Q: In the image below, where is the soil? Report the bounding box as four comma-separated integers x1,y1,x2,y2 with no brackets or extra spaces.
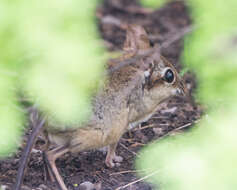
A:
0,0,202,190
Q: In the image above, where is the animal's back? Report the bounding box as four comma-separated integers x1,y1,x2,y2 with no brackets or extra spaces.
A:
46,63,143,152
91,62,143,127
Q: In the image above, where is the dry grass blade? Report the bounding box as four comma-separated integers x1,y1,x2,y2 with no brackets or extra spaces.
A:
110,169,148,176
115,170,160,190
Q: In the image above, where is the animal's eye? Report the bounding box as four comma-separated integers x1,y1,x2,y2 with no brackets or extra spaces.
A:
164,69,174,83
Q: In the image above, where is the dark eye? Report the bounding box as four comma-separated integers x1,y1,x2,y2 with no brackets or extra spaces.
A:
164,69,174,83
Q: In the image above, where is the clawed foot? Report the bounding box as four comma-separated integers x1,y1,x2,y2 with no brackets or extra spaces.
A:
105,154,123,168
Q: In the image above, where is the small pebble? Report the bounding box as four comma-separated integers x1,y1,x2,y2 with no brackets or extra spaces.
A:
78,181,101,190
0,185,9,190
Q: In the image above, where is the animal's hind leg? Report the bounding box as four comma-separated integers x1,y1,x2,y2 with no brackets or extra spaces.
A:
43,146,63,182
43,153,54,182
105,143,123,168
44,146,69,190
42,136,54,182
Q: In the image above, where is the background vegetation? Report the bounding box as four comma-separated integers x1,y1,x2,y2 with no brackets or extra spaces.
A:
0,0,106,157
1,0,237,189
137,0,237,189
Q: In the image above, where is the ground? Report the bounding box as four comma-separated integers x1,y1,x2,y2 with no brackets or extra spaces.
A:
0,0,202,189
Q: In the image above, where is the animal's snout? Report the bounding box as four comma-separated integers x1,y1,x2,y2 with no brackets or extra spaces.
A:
176,80,188,97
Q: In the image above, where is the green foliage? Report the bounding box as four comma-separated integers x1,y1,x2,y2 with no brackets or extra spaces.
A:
140,0,167,8
0,0,106,157
182,0,237,108
137,110,237,190
0,1,26,157
137,0,237,189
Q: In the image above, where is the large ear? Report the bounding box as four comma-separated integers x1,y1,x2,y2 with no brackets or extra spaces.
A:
123,24,150,53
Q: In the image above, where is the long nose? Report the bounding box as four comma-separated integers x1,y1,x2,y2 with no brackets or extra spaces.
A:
176,80,188,97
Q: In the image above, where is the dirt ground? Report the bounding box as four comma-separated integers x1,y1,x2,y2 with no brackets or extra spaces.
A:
0,0,202,189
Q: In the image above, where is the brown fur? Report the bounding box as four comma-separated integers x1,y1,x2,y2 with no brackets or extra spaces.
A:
46,24,186,157
43,25,187,190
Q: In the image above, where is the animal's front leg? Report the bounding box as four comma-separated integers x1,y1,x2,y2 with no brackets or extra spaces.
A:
105,143,123,168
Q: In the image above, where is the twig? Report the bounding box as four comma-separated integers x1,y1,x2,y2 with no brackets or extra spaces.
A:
170,119,200,133
108,47,157,74
115,170,160,190
132,122,171,132
132,119,200,143
157,119,201,141
13,108,45,190
151,116,169,119
132,124,156,132
119,143,140,157
108,25,195,74
161,26,195,49
110,169,147,176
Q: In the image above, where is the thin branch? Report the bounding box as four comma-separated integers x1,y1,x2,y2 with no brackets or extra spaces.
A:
108,47,157,74
161,26,195,49
13,109,45,190
108,25,195,74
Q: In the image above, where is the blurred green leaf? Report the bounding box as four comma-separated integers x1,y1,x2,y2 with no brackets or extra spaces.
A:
140,0,167,8
0,75,25,157
137,0,237,189
0,1,26,156
0,0,106,156
137,109,237,190
18,0,106,126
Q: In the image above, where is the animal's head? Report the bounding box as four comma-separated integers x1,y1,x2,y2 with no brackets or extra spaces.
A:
142,52,187,103
122,24,187,102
